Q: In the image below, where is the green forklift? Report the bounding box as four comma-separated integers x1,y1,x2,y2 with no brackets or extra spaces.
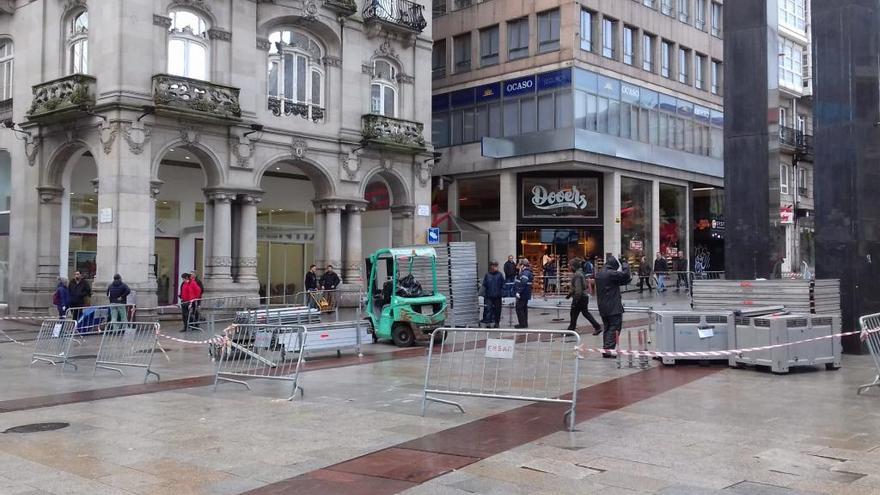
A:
364,247,448,347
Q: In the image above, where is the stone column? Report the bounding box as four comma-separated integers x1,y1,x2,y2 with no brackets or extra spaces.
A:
148,180,162,283
207,191,234,287
313,202,325,271
345,203,366,284
391,204,414,247
237,193,261,291
324,203,343,271
203,200,213,276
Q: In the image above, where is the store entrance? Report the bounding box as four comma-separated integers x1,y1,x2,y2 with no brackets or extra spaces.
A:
518,228,603,284
156,237,179,306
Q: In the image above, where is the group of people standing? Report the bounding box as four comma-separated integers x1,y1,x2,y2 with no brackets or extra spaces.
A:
54,271,133,323
480,253,632,355
304,264,341,308
637,252,690,293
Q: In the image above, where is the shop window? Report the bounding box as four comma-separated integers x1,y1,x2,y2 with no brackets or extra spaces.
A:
659,183,687,258
458,176,500,222
621,177,653,263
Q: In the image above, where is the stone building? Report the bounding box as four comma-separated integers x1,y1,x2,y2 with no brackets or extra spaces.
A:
0,0,434,312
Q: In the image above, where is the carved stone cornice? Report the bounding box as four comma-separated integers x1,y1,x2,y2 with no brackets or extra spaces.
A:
239,193,264,205
291,138,308,159
122,122,151,155
231,135,255,169
153,14,172,28
150,180,164,199
416,160,433,188
37,186,64,203
256,37,271,51
396,73,415,85
323,56,342,68
208,29,232,41
205,190,236,203
98,122,118,154
25,136,41,167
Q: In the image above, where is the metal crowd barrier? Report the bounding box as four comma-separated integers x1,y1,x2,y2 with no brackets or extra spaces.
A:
213,324,307,400
65,304,137,335
94,322,161,383
31,319,78,370
858,313,880,395
300,320,372,358
421,327,582,431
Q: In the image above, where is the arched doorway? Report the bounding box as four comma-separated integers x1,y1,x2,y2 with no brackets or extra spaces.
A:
60,148,98,281
363,178,392,256
256,161,322,304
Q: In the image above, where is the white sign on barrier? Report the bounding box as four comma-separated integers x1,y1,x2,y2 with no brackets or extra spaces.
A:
52,323,63,338
485,338,515,359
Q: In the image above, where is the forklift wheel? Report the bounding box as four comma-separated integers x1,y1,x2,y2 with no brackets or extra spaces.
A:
392,323,416,347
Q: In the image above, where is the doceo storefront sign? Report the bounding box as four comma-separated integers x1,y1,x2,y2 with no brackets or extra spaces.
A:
521,177,599,219
531,185,589,210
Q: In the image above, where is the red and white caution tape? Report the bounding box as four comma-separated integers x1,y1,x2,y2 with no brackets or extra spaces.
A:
155,331,227,346
576,328,878,358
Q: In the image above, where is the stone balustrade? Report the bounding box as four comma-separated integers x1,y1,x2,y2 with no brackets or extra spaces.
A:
152,74,242,121
362,114,426,152
27,74,96,122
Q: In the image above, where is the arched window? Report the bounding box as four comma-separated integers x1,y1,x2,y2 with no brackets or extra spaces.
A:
267,29,325,121
67,11,88,74
370,59,398,117
0,40,12,101
168,10,209,80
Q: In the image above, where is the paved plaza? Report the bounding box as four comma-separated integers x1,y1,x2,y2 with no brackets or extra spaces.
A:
0,293,879,495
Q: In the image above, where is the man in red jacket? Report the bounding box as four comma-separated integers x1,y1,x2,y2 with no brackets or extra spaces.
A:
179,273,202,332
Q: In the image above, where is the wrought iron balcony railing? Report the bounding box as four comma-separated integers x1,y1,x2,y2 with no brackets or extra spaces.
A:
27,74,96,122
779,125,814,160
267,96,324,123
152,74,241,121
362,113,425,152
363,0,427,33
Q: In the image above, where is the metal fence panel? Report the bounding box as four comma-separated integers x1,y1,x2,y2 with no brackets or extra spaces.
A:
31,319,78,370
214,324,307,400
858,313,880,395
421,327,581,431
447,242,480,327
301,320,371,357
94,322,161,382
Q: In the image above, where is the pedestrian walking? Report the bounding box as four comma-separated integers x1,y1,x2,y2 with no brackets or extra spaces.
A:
321,264,341,310
566,258,602,334
304,264,319,309
53,277,70,318
68,270,92,321
674,255,689,292
480,261,505,328
179,273,202,332
503,255,517,282
106,274,131,323
514,260,533,329
638,256,653,293
653,252,668,293
595,255,632,358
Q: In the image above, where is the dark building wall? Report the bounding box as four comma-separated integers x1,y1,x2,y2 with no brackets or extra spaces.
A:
812,0,880,351
723,0,784,279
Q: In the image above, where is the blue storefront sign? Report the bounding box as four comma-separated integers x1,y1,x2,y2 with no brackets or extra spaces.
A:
432,94,449,112
450,88,476,108
475,82,501,102
536,68,572,91
503,75,536,97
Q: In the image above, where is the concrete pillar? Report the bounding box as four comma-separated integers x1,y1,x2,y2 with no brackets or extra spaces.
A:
207,191,234,286
324,204,343,271
345,204,366,284
391,204,414,247
149,180,162,283
203,200,213,276
652,180,661,257
237,193,261,290
36,187,64,283
603,172,622,257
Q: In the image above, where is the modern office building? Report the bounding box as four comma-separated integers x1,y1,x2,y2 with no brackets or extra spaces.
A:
0,0,435,312
776,0,815,274
431,0,726,274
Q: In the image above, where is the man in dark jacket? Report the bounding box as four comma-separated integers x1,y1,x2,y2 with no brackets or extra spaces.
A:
638,256,652,293
595,256,632,357
321,265,341,309
514,260,534,329
653,253,668,292
106,273,131,323
567,258,602,334
503,255,517,282
68,270,92,320
481,261,505,328
304,264,319,308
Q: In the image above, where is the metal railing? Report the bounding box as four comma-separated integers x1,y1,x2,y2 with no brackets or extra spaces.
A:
422,327,582,431
858,313,880,395
779,125,814,158
31,319,79,370
94,322,161,382
214,324,307,400
362,0,428,32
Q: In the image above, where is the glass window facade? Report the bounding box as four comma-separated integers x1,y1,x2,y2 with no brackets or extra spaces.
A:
602,17,616,59
779,0,806,32
433,67,724,158
538,9,560,53
458,176,501,222
480,26,499,66
432,39,446,78
580,9,593,52
508,17,529,60
621,177,653,262
623,26,635,65
642,34,654,72
779,37,803,91
453,33,471,73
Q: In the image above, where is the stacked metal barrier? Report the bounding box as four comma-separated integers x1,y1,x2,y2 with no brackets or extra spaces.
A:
858,313,880,395
421,327,581,431
93,322,161,382
213,324,307,400
300,320,372,358
31,319,79,369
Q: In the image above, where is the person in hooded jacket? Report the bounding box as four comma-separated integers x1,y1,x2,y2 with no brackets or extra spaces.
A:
595,255,632,357
514,260,534,328
106,274,131,323
54,277,70,317
481,261,506,328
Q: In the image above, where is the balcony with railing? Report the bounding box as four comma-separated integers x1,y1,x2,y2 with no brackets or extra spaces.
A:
267,96,324,123
362,114,425,152
363,0,427,34
779,125,814,160
152,74,241,122
27,74,96,124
